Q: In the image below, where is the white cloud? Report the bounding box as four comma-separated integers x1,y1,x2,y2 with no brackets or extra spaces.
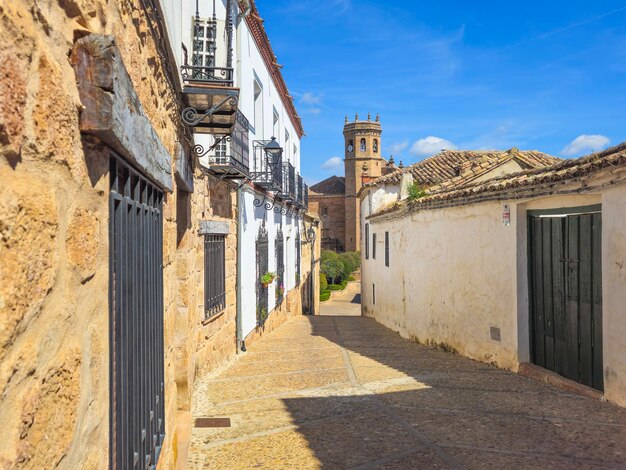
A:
321,156,342,170
410,136,457,158
388,140,409,155
306,107,322,115
299,92,322,105
561,134,610,156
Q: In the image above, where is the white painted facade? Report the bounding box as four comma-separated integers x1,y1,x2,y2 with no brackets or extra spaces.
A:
360,173,626,407
160,0,307,339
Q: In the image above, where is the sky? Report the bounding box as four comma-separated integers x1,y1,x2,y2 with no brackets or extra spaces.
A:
256,0,626,185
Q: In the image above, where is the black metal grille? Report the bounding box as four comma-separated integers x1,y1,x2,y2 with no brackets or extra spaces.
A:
252,140,283,191
256,224,269,325
282,162,296,201
204,235,226,319
303,184,309,208
372,233,377,259
295,230,301,285
109,154,165,470
275,229,285,304
297,175,303,205
385,231,389,267
365,223,370,259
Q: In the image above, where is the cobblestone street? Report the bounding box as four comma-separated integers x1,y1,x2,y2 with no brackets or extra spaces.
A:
187,284,626,469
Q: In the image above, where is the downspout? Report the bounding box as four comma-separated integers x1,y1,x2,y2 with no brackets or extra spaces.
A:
236,187,246,352
235,0,251,352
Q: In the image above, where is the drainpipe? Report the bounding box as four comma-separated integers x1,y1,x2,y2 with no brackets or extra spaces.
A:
236,187,246,352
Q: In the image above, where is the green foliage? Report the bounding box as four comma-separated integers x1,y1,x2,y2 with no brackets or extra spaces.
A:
319,273,328,294
406,182,426,201
338,251,360,277
328,279,348,291
320,291,331,302
348,275,355,282
320,250,345,284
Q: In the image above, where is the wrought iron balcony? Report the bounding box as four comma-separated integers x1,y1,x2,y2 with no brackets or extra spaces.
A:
296,174,304,206
303,184,309,209
280,162,297,202
194,111,250,178
180,3,238,134
250,140,283,192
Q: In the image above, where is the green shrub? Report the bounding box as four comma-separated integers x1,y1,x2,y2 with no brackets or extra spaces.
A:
319,273,328,294
406,182,426,201
337,251,361,277
348,275,355,282
328,284,343,291
320,290,331,302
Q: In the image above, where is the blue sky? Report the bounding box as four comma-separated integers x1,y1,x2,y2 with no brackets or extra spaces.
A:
256,0,626,185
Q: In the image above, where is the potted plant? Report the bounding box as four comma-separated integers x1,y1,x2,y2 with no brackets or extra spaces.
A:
260,272,276,288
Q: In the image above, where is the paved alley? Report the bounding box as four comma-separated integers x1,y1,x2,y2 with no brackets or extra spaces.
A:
188,295,626,469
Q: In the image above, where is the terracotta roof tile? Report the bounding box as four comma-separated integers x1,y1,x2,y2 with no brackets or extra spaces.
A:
364,148,561,189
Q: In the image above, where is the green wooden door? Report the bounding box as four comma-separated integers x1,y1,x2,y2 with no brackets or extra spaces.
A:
528,208,603,391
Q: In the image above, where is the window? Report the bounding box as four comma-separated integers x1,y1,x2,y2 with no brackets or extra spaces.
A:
275,229,285,303
253,77,263,135
322,229,329,238
372,283,376,305
372,233,377,259
295,230,301,285
273,108,279,139
360,138,366,151
215,137,227,160
285,130,290,161
293,144,298,167
385,231,389,267
109,154,165,468
204,234,226,318
322,206,328,215
373,139,378,153
192,18,216,79
256,223,269,325
365,223,369,259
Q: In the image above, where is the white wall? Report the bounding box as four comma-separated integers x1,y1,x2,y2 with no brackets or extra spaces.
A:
361,182,626,407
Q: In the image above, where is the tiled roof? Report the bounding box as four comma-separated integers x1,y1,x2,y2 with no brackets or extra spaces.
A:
365,148,561,189
310,176,345,195
370,143,626,218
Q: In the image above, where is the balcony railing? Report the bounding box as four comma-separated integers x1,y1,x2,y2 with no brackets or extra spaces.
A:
196,111,250,178
281,162,296,202
303,184,309,209
251,140,283,192
180,2,239,134
296,174,304,206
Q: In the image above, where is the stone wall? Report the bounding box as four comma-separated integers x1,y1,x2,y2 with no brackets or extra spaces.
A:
309,194,346,252
0,1,237,468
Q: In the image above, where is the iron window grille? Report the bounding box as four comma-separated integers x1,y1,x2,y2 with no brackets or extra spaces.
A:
204,234,226,319
385,231,389,267
365,223,370,259
109,154,165,470
256,223,269,325
275,229,285,304
295,230,301,285
297,174,304,205
372,233,377,259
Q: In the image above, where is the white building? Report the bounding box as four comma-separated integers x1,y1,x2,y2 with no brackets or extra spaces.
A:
159,0,311,342
359,146,626,407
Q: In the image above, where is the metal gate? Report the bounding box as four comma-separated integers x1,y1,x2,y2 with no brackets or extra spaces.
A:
528,205,603,391
109,154,165,469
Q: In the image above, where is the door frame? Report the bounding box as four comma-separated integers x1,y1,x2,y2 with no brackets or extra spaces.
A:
526,203,602,388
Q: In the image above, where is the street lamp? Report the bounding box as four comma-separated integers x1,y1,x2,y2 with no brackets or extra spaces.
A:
307,226,316,244
264,136,283,167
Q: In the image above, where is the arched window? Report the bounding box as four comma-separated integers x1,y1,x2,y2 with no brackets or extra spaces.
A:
373,139,378,153
360,138,366,151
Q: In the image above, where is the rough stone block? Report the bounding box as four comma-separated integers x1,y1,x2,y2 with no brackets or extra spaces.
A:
70,34,173,191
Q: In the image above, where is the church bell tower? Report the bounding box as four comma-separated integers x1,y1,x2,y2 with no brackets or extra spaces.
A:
343,112,383,252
